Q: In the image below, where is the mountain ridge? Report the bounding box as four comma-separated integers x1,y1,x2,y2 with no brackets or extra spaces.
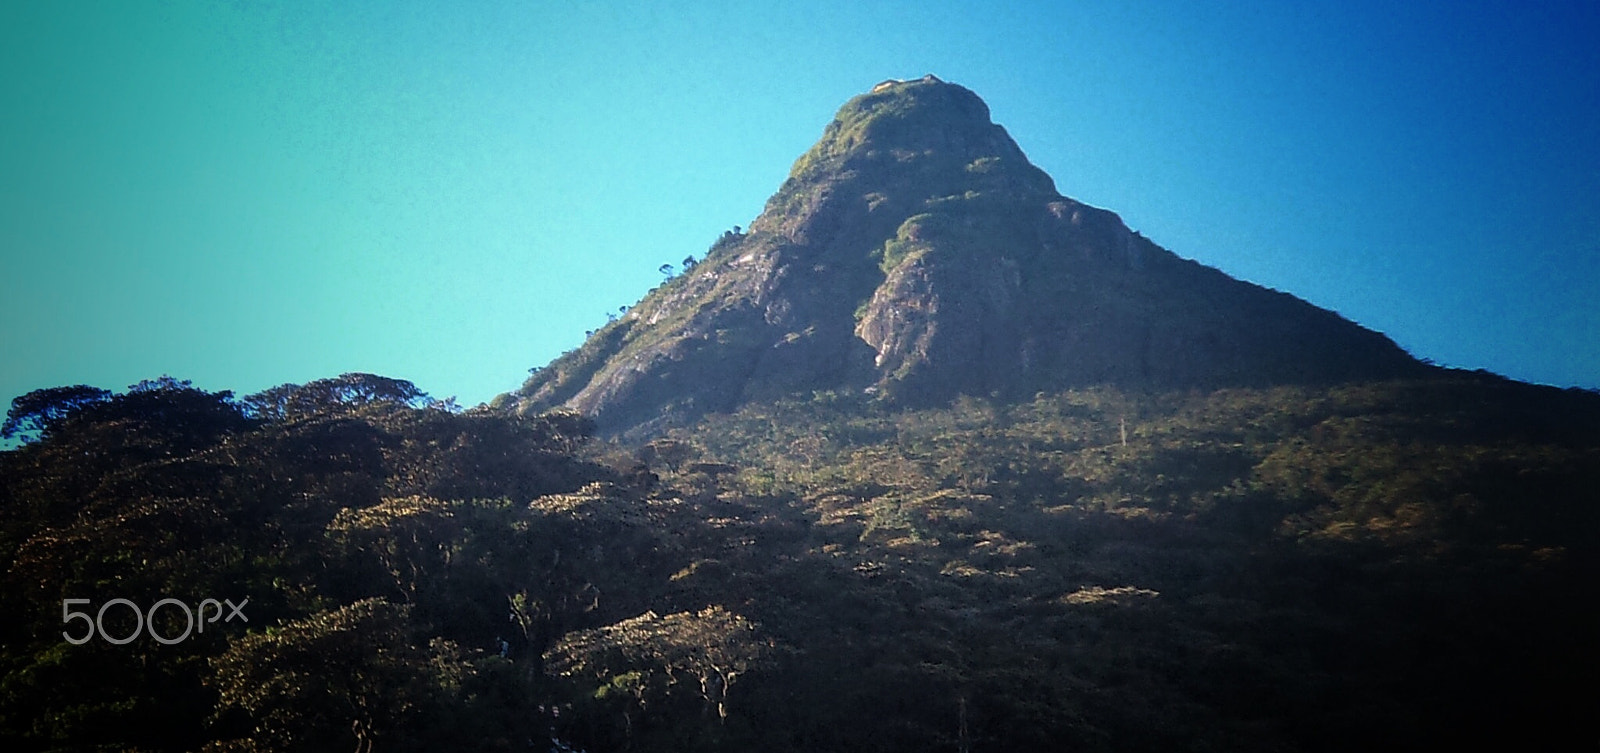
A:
501,78,1428,434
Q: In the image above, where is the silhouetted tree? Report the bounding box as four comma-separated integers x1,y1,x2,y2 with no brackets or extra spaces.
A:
1,384,112,442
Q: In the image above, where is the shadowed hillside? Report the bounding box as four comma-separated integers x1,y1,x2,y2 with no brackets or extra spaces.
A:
2,371,1596,751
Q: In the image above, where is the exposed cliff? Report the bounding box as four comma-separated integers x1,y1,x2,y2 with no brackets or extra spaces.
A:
501,78,1426,434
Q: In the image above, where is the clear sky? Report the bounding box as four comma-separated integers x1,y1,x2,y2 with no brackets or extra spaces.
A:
3,0,1597,412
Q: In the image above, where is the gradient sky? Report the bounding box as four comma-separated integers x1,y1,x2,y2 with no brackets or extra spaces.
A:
3,0,1597,413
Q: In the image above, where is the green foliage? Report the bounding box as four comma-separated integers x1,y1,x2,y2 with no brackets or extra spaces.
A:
208,599,432,750
547,606,772,746
0,376,620,751
655,377,1600,748
4,373,1598,751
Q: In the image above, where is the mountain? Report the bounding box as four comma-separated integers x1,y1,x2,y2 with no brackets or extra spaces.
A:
501,76,1428,434
1,76,1594,746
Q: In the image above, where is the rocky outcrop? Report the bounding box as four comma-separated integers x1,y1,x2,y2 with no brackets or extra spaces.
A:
501,78,1428,434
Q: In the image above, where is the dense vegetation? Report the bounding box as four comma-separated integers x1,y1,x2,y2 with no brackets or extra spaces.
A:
2,371,1597,751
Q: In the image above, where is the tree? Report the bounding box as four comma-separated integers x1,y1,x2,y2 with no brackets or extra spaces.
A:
659,263,677,279
288,373,431,416
324,496,459,603
546,606,773,734
128,375,194,393
239,382,298,421
21,378,254,461
208,599,468,752
243,373,432,422
1,385,112,441
0,372,621,751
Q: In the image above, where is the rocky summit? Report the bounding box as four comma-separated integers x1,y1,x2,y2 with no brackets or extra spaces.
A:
502,77,1427,434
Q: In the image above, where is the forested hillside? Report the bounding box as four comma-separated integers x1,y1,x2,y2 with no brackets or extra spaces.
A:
2,371,1596,751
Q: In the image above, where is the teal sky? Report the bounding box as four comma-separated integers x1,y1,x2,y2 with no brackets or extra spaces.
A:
3,0,1597,412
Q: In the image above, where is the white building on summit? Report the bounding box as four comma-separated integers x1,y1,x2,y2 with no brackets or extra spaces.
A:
872,73,944,92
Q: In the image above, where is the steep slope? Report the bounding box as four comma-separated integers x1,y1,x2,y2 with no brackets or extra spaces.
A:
502,76,1427,433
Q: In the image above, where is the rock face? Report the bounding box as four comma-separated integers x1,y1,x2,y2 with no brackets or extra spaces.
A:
501,78,1428,434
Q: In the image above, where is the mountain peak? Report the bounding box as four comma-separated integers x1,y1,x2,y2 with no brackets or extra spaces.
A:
503,80,1427,435
753,78,1055,249
783,76,1015,179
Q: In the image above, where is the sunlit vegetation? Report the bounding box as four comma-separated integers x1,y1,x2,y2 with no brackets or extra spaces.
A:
2,371,1597,750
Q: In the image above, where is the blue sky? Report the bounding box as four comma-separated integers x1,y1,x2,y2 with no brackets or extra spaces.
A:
3,0,1597,412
